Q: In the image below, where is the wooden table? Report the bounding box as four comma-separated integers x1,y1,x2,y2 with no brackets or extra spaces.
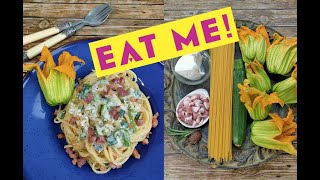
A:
23,0,297,179
23,0,164,63
164,0,297,179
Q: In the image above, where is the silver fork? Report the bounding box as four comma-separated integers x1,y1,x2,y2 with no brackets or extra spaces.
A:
23,4,112,62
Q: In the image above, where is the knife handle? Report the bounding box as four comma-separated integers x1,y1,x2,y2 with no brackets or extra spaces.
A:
23,27,77,62
23,22,73,46
23,27,60,46
23,33,67,62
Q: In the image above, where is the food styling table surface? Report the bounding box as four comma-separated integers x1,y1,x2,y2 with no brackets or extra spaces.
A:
23,0,297,179
23,0,164,65
163,0,297,179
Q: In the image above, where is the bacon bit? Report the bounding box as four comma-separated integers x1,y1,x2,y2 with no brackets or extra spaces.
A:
88,136,97,144
65,147,73,154
117,87,129,97
57,133,65,139
129,97,137,102
132,149,140,159
113,112,120,120
109,83,119,91
152,113,159,128
69,117,76,125
109,106,119,117
53,109,59,116
77,85,83,91
88,127,95,137
98,90,107,97
120,77,125,85
136,119,144,126
136,99,142,104
107,89,114,96
72,158,78,165
109,163,117,169
111,77,121,84
69,153,77,159
146,132,152,138
96,136,106,144
152,119,158,128
142,138,149,145
76,157,87,168
153,112,159,118
100,165,107,171
84,93,94,103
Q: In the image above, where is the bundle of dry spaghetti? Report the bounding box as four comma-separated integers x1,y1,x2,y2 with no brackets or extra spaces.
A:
208,43,235,163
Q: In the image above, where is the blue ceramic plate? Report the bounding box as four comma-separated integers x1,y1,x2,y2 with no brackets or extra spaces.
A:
23,39,164,180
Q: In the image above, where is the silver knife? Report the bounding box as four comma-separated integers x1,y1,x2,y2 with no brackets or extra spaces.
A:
23,3,112,46
23,23,85,62
23,22,74,46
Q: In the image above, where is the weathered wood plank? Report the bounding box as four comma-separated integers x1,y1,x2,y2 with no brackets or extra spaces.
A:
23,3,164,19
164,0,297,10
165,9,297,27
270,27,297,37
24,0,164,4
23,18,164,36
164,153,297,179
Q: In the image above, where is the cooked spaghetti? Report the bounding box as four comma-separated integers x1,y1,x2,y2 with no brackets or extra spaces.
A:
208,44,235,163
54,70,158,174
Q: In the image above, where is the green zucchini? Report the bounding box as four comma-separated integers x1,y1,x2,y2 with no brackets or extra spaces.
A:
232,59,247,147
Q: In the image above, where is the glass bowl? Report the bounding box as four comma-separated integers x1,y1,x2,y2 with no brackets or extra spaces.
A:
170,50,210,85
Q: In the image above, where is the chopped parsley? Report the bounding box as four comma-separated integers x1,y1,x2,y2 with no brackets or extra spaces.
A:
57,110,66,119
106,134,117,146
93,144,104,153
128,108,137,133
121,121,128,128
134,112,141,121
77,84,91,99
119,109,125,118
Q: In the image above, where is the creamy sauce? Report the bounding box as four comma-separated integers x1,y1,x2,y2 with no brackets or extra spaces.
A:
69,77,144,151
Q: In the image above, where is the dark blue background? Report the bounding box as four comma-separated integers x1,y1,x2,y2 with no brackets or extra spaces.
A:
23,39,164,180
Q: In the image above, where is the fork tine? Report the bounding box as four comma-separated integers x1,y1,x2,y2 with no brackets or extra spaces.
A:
93,5,109,18
94,6,112,19
97,12,110,22
97,7,112,22
94,4,109,15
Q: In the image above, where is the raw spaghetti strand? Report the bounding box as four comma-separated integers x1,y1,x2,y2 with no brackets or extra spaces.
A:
208,43,235,163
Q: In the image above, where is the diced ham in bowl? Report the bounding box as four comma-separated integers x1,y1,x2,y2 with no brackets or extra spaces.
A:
176,89,210,128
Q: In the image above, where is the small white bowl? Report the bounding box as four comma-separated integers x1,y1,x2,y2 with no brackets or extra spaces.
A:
176,88,209,128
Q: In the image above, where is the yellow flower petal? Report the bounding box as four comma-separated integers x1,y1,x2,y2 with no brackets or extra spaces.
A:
24,47,84,106
237,26,257,43
251,108,297,155
253,92,284,109
256,25,270,47
252,135,297,155
238,81,284,120
54,51,85,80
23,63,47,88
39,46,56,78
